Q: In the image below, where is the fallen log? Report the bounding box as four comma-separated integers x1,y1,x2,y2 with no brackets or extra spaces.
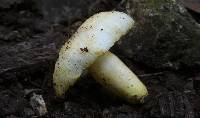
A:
114,0,200,70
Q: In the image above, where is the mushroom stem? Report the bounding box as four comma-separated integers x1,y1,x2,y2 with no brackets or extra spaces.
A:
89,52,148,103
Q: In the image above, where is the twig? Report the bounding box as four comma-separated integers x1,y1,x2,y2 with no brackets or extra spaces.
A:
138,72,165,77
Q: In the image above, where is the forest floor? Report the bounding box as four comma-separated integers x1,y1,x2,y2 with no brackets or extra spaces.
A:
0,0,200,118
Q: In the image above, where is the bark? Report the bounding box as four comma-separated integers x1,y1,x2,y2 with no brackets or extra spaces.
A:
114,0,200,70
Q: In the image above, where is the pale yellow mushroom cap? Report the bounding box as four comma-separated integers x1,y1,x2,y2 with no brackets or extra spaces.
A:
53,11,134,96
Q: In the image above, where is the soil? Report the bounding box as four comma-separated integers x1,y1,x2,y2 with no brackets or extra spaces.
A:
0,0,200,118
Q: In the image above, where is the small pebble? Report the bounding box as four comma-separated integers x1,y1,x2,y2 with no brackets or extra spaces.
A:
30,93,47,116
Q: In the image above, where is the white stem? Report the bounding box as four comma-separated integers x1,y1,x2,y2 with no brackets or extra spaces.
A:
89,52,148,103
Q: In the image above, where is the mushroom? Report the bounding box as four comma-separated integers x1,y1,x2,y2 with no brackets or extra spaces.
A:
53,11,148,103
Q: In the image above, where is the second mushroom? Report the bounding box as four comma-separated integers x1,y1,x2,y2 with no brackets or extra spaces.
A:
53,11,148,103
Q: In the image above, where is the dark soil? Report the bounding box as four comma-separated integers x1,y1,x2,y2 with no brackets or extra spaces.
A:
0,0,200,118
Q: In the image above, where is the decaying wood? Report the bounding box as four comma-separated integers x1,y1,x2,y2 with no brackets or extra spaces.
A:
114,0,200,70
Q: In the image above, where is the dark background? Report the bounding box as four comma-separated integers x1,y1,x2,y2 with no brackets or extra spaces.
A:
0,0,200,117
